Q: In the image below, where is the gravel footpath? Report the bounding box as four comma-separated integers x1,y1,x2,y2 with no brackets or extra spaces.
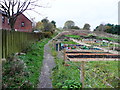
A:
37,40,55,88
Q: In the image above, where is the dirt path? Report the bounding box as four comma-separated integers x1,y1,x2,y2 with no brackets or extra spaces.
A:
37,40,55,88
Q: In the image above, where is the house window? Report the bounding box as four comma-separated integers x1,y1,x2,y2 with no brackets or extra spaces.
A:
2,16,5,23
21,22,25,27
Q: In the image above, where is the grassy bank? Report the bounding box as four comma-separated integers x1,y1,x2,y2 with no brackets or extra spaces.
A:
50,44,82,88
2,38,50,88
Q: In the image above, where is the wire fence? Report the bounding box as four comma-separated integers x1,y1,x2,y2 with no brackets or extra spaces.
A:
63,49,119,88
84,61,119,88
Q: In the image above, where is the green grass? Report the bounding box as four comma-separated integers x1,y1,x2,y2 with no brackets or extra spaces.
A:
62,40,78,44
2,31,58,88
2,38,50,88
96,36,119,42
65,35,80,39
85,61,119,88
18,38,51,87
50,46,81,88
52,58,81,88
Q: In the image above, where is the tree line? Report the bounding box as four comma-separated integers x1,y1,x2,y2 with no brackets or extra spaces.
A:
94,23,120,35
63,20,91,30
63,20,120,35
33,18,56,34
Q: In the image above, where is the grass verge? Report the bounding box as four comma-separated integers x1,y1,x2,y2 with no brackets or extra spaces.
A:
2,38,50,88
50,45,82,88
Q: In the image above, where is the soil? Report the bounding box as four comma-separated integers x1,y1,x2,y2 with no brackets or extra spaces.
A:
68,55,120,58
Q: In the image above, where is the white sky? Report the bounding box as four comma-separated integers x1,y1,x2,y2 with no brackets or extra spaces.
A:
25,0,119,30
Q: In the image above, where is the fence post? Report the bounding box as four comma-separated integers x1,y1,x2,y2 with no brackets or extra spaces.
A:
0,30,2,90
64,48,66,64
113,44,115,50
80,61,85,88
0,30,2,60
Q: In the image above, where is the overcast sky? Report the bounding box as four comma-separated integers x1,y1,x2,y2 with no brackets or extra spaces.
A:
25,0,119,30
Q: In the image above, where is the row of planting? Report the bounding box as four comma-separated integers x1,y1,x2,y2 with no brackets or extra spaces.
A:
50,38,119,88
63,34,120,51
65,34,119,42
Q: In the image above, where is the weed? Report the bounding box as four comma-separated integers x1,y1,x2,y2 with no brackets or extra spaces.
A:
2,38,50,88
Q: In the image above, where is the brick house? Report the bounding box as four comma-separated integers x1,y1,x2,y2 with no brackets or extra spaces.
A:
0,10,32,32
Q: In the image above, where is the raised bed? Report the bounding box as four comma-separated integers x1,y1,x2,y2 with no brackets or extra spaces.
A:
66,52,109,53
67,55,120,58
66,50,105,52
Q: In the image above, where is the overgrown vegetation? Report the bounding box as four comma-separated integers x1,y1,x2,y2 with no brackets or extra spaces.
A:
94,23,120,35
85,61,120,88
50,38,119,88
50,45,82,88
82,34,119,43
96,36,119,42
34,18,56,33
2,38,50,88
65,35,80,39
62,40,78,44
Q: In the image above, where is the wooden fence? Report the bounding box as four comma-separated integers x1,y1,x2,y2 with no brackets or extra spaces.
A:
0,30,2,60
0,30,44,59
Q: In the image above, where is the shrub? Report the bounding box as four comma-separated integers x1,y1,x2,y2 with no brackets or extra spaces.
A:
56,80,82,88
71,26,80,30
2,55,32,88
64,39,68,41
43,32,52,38
2,38,50,88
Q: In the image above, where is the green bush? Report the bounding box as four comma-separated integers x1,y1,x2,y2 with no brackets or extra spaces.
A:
2,55,31,88
56,80,82,88
43,32,52,38
64,39,68,41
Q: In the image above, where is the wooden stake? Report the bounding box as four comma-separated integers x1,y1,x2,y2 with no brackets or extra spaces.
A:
64,48,66,64
80,61,85,88
113,44,115,50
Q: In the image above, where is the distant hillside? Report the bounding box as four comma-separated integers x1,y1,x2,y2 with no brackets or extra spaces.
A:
93,31,119,39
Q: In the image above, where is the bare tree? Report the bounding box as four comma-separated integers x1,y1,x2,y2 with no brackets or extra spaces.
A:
0,0,42,30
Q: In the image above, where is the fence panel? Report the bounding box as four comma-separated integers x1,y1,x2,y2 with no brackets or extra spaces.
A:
0,30,2,60
1,30,42,58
